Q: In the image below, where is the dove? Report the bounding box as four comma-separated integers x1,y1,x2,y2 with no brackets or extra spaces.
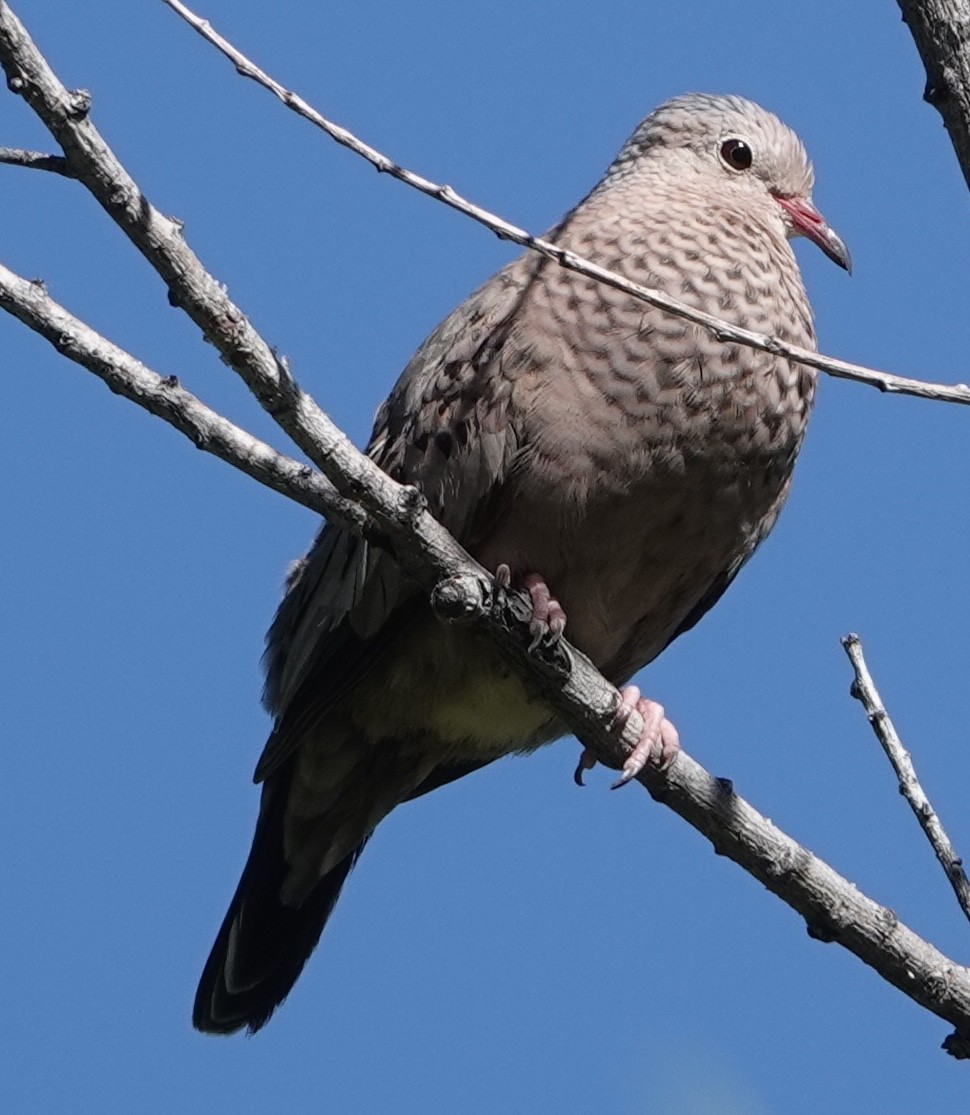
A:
193,92,849,1034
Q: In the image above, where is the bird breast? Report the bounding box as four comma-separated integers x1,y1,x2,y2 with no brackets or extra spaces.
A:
477,188,817,678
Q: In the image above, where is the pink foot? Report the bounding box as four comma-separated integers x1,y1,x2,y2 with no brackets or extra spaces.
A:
610,684,680,788
521,573,566,649
495,565,566,651
573,686,680,787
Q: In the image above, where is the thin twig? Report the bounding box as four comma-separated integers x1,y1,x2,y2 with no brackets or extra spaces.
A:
161,0,970,410
0,144,73,175
0,262,371,533
843,633,970,926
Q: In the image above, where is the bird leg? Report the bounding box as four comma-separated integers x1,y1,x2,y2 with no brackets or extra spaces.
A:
494,565,567,651
573,684,681,788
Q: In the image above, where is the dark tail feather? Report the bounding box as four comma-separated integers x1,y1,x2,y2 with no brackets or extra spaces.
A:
193,769,365,1035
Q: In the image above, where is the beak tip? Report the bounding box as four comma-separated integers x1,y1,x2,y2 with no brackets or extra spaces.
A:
817,222,852,274
830,239,852,275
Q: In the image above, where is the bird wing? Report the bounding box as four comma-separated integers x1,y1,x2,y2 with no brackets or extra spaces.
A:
253,255,542,783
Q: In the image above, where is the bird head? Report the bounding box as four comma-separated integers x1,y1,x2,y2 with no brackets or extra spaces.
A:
608,92,851,273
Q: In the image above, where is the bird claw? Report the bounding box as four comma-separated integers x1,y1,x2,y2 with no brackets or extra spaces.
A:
493,566,567,652
521,573,567,651
573,747,597,786
609,685,681,789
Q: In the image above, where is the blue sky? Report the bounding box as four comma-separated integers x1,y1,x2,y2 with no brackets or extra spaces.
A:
4,1,970,1111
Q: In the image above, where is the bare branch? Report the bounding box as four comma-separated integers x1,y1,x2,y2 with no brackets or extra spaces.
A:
4,0,970,1054
634,750,970,1058
0,144,73,175
843,634,970,927
0,1,389,522
159,0,970,411
898,0,970,193
0,261,371,534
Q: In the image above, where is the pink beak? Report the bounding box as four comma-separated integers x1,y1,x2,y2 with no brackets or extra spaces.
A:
774,195,851,273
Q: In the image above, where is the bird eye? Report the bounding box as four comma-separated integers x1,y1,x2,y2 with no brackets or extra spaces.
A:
720,138,752,171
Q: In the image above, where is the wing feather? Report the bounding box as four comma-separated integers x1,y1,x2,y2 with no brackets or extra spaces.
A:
255,256,542,781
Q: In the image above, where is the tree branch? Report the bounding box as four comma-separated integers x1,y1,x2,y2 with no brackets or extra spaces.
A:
157,0,970,410
3,0,970,1055
898,0,970,193
0,2,364,503
0,264,371,533
843,634,970,926
0,144,72,175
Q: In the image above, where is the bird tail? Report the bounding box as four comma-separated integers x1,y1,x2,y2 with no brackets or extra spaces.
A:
192,763,367,1035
